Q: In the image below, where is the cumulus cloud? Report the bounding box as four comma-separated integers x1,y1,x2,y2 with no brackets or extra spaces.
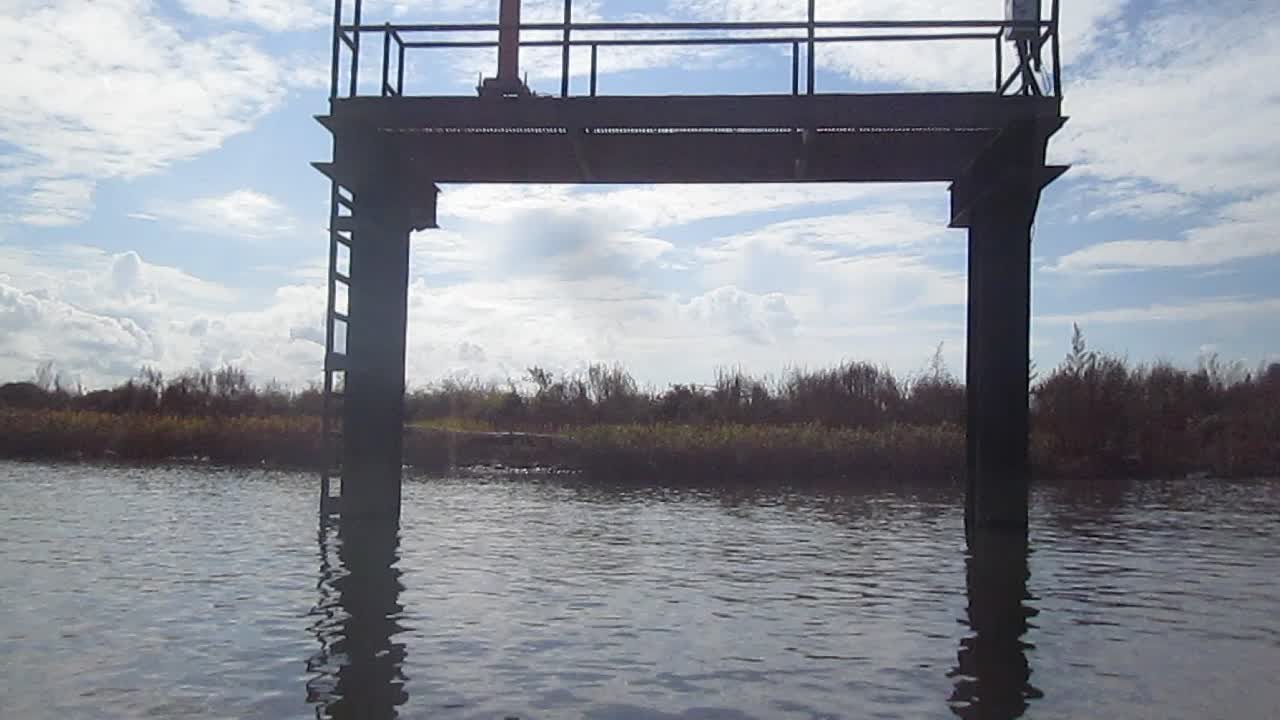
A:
109,251,146,297
684,285,798,345
0,280,158,384
696,206,966,316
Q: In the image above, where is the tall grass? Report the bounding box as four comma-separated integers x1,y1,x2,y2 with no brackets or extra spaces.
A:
0,410,322,467
566,422,964,484
3,328,1277,479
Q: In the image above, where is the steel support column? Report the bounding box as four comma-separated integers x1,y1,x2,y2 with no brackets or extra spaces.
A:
951,121,1065,539
965,193,1035,536
340,177,435,520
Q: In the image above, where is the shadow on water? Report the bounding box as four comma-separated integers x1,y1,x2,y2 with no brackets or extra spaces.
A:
949,533,1043,719
307,518,408,720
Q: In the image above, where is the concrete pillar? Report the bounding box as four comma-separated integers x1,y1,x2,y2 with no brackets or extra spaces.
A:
965,190,1036,537
340,180,415,520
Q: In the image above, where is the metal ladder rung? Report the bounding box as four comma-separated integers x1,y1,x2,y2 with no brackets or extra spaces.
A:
321,180,356,517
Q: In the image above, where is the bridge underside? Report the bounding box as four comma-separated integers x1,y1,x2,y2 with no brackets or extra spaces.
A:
318,93,1061,185
317,91,1066,539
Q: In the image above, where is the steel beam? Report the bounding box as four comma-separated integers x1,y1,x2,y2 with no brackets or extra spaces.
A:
325,93,1061,132
322,130,1004,184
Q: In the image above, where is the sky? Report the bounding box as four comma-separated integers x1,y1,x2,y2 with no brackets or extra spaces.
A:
1,0,1278,391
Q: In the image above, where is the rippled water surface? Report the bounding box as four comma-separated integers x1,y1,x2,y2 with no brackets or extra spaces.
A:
1,461,1278,719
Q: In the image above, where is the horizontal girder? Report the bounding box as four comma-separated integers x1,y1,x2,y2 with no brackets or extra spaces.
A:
317,92,1063,186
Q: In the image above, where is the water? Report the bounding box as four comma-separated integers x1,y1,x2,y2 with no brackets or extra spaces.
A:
1,461,1277,719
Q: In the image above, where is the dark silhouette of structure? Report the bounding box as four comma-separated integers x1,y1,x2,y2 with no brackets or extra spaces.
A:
307,518,407,719
314,0,1067,539
949,533,1042,718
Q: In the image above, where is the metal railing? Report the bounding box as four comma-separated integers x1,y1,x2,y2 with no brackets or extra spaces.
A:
328,1,1062,100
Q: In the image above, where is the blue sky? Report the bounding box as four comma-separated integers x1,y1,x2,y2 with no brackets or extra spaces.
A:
1,0,1278,389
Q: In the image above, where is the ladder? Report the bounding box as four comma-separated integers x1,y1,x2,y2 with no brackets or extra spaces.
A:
320,181,354,516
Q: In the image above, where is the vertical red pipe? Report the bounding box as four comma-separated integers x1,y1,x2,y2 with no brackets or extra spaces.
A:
498,0,521,82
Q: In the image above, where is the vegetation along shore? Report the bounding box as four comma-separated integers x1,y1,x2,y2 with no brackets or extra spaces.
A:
2,328,1277,483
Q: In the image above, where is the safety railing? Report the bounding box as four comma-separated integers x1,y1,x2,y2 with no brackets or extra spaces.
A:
328,1,1061,101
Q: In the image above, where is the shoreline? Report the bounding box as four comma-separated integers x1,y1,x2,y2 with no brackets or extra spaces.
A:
3,408,1275,484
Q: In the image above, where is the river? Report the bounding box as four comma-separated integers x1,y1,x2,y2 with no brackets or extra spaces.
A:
1,460,1277,719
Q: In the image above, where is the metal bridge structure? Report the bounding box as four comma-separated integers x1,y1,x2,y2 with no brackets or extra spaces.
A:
314,0,1067,539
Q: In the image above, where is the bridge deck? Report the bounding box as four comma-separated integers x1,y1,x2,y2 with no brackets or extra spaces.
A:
317,93,1063,186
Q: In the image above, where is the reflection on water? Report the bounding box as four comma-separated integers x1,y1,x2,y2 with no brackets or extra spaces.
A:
1,463,1278,719
949,533,1041,719
307,500,1045,719
309,518,407,719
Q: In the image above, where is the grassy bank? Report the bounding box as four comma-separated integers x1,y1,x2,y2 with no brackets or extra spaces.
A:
5,407,1275,484
0,409,965,483
3,327,1278,481
0,410,324,467
563,422,964,484
0,410,574,473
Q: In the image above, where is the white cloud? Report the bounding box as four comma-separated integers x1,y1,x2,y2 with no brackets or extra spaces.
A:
149,189,299,241
0,244,326,386
1054,4,1280,198
365,0,492,19
439,183,920,230
0,230,971,389
0,245,240,317
683,0,1127,91
0,0,294,225
402,0,734,90
1040,296,1280,326
1049,191,1280,273
16,179,95,227
696,207,966,316
178,0,329,32
1067,180,1194,222
0,281,159,385
683,285,798,345
414,208,675,280
707,206,949,256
